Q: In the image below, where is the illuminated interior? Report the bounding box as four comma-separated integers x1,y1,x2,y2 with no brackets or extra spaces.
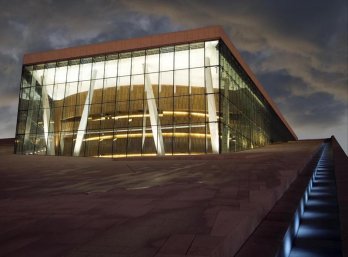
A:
15,40,295,157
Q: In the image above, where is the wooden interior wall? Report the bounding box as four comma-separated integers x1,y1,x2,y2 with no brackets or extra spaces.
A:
50,84,215,156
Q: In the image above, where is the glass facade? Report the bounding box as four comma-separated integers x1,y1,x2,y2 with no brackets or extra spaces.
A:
15,40,294,158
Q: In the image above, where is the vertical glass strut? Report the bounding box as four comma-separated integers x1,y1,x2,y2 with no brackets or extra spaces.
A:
15,39,294,158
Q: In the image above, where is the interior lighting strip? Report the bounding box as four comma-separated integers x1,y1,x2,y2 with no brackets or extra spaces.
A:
84,132,210,142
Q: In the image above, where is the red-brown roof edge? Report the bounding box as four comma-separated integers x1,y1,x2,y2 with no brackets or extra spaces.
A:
23,25,297,140
23,26,224,65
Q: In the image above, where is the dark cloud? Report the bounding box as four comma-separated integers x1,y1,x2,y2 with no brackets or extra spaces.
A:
0,0,347,152
286,92,346,126
258,70,346,134
257,70,308,101
0,53,21,104
0,104,18,138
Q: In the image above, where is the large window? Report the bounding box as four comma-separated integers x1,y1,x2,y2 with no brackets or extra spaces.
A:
15,40,220,157
15,39,293,157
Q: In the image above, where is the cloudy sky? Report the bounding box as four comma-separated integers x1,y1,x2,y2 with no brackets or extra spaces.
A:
1,0,347,153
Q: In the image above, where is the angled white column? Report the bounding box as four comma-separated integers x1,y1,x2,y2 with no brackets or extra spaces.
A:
144,65,165,155
205,57,219,153
73,70,97,156
41,76,55,155
142,102,147,149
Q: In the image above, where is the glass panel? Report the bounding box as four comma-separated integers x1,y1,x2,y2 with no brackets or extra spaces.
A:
190,123,206,153
190,94,206,123
15,134,24,154
101,102,116,130
52,83,65,101
160,46,174,71
67,63,79,82
127,127,142,155
206,65,219,90
74,134,86,157
132,51,145,75
91,79,104,104
190,43,204,68
147,73,159,99
175,44,189,70
113,128,127,156
73,105,84,130
117,76,130,102
43,64,56,85
159,97,173,125
174,69,189,96
21,66,33,88
205,40,219,66
85,135,99,157
51,107,61,132
105,58,118,78
88,104,102,130
174,96,189,124
128,100,144,128
159,71,173,98
92,60,105,79
103,78,117,103
27,86,40,111
142,127,156,155
104,77,117,90
173,126,189,154
79,62,92,81
77,81,90,105
61,106,74,131
34,134,45,154
23,134,36,154
55,64,67,84
99,135,113,157
130,75,144,100
19,88,31,110
163,130,173,155
64,82,78,106
32,67,44,86
118,53,131,76
190,68,205,94
17,111,27,134
146,49,159,73
61,134,73,156
114,101,129,128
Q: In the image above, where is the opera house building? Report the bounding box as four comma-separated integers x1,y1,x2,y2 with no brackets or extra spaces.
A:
15,26,296,158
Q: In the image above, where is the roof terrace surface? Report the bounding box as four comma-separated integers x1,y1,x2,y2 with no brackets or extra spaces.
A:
0,139,325,256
